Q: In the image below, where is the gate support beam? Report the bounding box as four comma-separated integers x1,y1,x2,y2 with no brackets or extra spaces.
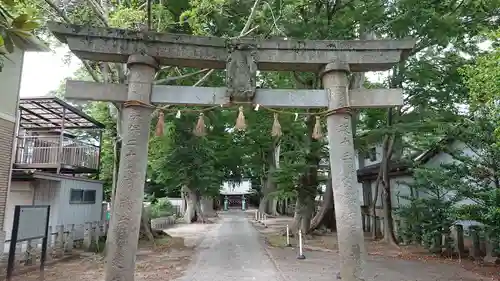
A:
65,80,403,109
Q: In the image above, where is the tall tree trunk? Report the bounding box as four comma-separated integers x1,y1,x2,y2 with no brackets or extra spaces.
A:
292,191,315,235
291,116,320,235
259,174,276,214
269,198,279,216
268,143,281,216
194,190,205,222
183,185,205,223
200,197,215,217
370,168,383,239
381,116,398,245
139,205,168,241
259,141,279,214
105,134,121,254
309,173,336,232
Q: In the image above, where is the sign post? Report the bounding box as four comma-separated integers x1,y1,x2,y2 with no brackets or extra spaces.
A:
6,205,50,280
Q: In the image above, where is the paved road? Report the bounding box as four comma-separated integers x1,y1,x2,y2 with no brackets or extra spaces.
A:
176,210,284,281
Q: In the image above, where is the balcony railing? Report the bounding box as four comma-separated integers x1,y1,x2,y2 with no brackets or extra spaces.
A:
15,135,99,171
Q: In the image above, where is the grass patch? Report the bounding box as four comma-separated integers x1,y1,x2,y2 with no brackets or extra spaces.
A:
264,232,340,251
144,235,188,252
265,233,298,248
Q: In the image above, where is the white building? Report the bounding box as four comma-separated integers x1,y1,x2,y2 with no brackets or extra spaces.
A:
356,138,482,233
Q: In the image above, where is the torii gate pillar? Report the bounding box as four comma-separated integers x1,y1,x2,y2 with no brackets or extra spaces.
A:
105,54,158,281
322,62,365,281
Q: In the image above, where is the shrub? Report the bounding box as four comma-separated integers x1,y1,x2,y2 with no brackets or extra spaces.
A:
150,198,175,219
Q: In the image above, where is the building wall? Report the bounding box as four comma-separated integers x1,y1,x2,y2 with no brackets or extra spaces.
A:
3,181,33,239
220,180,252,195
0,49,24,121
0,49,25,238
4,177,104,241
369,176,414,209
366,140,482,232
57,178,103,226
418,140,477,207
0,120,15,235
33,180,61,229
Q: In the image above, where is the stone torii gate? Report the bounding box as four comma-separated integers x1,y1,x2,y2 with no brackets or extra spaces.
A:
48,22,414,281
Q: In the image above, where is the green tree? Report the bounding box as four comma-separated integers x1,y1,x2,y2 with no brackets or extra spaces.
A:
398,167,463,252
460,29,500,142
36,0,500,241
399,114,500,254
0,0,47,71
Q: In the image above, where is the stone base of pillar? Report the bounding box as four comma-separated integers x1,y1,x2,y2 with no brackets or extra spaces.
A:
0,230,5,260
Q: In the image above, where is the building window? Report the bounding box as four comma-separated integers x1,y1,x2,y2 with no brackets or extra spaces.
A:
364,147,377,162
70,189,96,204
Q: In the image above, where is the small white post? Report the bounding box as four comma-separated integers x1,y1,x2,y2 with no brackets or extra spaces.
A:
286,225,291,247
297,229,305,260
255,210,258,221
263,214,267,228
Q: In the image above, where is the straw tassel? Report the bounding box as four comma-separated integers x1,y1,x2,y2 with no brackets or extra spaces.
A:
271,113,282,137
193,113,206,136
234,106,247,131
312,116,322,140
155,111,165,136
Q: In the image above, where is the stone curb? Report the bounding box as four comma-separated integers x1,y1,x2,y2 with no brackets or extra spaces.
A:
249,219,337,254
249,218,290,281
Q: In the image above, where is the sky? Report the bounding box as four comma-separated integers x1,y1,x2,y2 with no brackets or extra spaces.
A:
19,46,388,99
20,46,81,98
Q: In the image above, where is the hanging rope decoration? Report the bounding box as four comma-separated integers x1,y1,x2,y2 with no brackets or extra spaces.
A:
155,111,165,137
234,106,247,131
150,102,344,139
271,113,282,137
193,113,207,136
312,116,322,140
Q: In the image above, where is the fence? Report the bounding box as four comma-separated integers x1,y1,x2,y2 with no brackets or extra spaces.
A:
363,213,499,264
0,220,108,275
150,215,177,230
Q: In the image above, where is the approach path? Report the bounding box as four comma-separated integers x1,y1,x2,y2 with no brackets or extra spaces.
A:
175,210,284,281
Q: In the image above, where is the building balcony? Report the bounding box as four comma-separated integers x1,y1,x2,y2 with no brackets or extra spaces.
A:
14,97,104,174
14,135,100,174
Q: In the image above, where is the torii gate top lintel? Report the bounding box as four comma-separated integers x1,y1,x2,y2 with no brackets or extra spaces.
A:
47,21,415,73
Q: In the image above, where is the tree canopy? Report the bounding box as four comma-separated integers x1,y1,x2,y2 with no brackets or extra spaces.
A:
18,0,500,244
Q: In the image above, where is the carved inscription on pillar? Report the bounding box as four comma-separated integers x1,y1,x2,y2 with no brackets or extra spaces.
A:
226,41,257,102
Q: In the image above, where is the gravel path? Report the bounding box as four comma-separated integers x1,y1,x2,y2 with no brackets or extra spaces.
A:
176,210,284,281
